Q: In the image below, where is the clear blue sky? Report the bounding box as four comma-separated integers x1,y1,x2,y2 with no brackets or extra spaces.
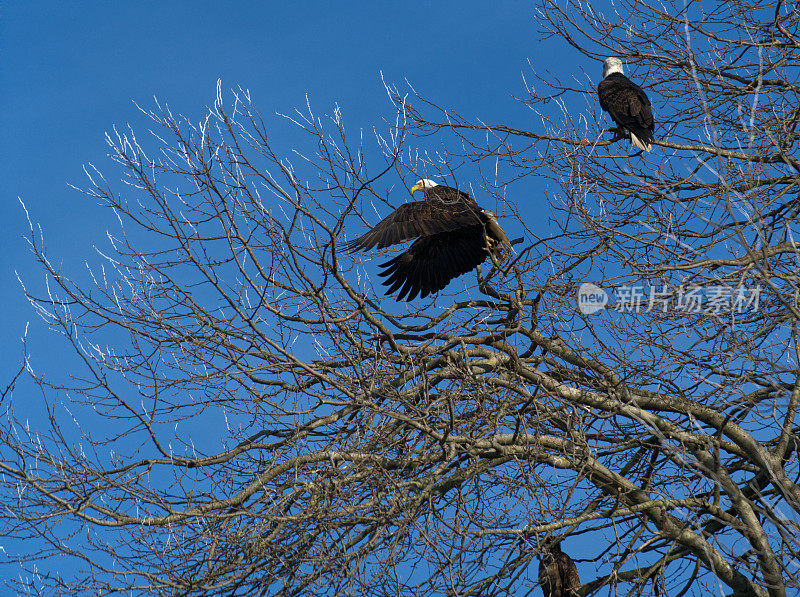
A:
0,1,596,587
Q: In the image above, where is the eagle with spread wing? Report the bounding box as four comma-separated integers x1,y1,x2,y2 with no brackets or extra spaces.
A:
346,179,511,301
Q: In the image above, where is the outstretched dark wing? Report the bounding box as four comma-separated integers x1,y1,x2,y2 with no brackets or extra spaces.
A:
345,200,481,252
377,225,488,301
598,73,654,144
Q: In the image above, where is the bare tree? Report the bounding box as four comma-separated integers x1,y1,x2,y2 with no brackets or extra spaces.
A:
3,1,800,595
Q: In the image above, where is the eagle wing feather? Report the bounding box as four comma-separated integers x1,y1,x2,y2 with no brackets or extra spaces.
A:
345,200,482,253
378,226,488,301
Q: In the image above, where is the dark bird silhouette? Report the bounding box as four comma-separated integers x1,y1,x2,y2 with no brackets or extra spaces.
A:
538,539,580,597
598,57,655,152
346,179,512,301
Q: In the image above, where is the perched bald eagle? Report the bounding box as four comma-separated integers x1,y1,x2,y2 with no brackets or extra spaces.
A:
598,57,654,152
538,539,580,597
346,179,511,301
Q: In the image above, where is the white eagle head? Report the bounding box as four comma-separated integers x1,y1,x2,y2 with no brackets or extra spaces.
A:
410,179,439,193
603,57,624,78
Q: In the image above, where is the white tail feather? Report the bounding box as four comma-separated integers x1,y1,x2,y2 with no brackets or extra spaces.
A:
630,133,652,152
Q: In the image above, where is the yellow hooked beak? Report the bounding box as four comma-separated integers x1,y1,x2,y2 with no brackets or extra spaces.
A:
410,184,421,193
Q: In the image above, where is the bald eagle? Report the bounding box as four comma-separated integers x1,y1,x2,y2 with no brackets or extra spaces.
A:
598,57,654,152
538,539,580,597
346,179,511,301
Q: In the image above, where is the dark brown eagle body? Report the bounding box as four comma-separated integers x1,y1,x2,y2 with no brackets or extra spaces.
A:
598,58,654,152
346,180,511,301
538,540,580,597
